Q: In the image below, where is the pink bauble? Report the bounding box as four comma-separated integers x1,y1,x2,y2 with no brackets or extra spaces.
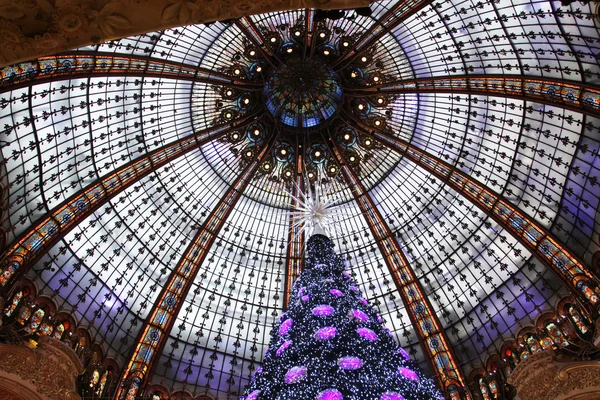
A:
284,366,307,384
349,309,369,323
380,393,404,400
338,356,363,370
298,287,306,296
377,315,383,323
356,327,378,341
315,326,337,340
316,389,343,400
312,305,335,317
247,390,261,400
359,297,368,305
276,340,292,356
330,289,343,297
350,285,359,293
279,318,293,335
302,295,310,302
398,367,419,381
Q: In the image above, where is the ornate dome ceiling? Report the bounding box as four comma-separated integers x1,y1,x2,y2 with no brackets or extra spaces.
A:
1,1,600,399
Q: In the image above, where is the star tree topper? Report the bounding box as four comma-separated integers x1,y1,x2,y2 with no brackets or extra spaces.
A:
285,178,345,238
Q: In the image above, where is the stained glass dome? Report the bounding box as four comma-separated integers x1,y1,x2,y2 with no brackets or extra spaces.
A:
0,1,599,400
264,60,342,128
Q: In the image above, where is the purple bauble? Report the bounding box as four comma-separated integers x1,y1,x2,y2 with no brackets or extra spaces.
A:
377,315,383,323
380,393,404,400
298,287,306,296
343,271,352,279
302,295,310,302
247,390,261,400
359,297,368,305
398,367,419,381
284,366,307,384
397,347,410,360
330,289,343,297
357,327,378,341
338,356,363,370
280,318,293,335
312,305,335,317
316,389,343,400
350,285,359,293
315,326,337,340
349,309,369,323
276,340,292,356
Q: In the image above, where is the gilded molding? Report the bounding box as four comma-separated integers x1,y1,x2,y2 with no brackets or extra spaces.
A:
507,349,600,400
0,0,372,68
0,335,83,400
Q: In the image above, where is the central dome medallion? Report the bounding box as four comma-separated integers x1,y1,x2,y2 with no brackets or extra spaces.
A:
264,59,343,128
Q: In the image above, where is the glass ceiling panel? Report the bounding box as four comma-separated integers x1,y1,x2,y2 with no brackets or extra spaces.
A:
396,0,599,81
23,149,233,353
0,76,195,243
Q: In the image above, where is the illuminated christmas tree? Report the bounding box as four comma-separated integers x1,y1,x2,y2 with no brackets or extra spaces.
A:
243,232,443,400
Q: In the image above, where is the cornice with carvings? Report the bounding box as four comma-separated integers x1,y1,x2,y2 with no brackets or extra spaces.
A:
0,0,372,67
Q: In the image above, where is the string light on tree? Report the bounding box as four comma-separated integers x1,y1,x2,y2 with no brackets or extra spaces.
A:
243,207,443,399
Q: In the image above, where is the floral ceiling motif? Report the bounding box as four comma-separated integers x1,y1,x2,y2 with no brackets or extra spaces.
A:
0,0,372,67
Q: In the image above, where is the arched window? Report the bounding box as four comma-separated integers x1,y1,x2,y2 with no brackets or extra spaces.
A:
575,279,599,304
525,335,542,354
53,323,65,339
545,322,568,347
123,377,141,399
4,290,23,317
479,378,491,400
502,347,517,374
568,305,589,334
38,320,54,336
488,378,499,399
538,333,553,349
16,304,32,325
518,343,530,361
96,371,108,396
447,384,461,400
24,308,45,334
90,370,100,387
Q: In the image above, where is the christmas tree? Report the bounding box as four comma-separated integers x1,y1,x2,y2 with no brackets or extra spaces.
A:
244,233,443,400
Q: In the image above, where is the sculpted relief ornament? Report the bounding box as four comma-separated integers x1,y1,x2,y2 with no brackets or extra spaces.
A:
0,0,372,67
0,335,83,400
507,349,600,400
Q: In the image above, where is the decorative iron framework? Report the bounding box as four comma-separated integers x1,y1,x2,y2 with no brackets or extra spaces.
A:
0,53,261,92
347,75,600,116
116,132,277,398
0,113,260,289
283,163,305,309
332,0,435,69
347,116,600,307
327,140,471,399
